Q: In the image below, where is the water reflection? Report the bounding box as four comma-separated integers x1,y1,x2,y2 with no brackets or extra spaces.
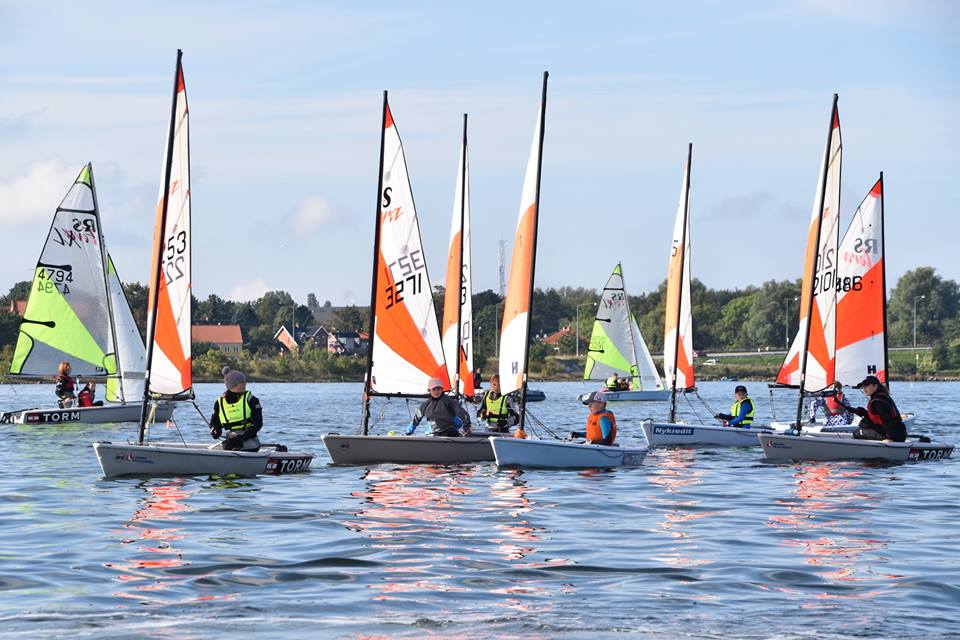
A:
647,448,715,569
766,463,890,602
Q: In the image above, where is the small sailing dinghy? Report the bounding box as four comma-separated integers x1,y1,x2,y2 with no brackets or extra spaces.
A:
1,164,173,426
322,100,495,464
577,263,669,403
94,51,312,477
481,74,647,470
640,145,768,447
759,97,951,462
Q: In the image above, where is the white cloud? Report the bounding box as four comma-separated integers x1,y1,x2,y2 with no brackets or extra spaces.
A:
289,196,340,234
229,277,270,302
0,159,82,225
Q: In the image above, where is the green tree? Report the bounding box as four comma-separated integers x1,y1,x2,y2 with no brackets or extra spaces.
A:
332,305,366,332
1,280,32,307
888,267,960,347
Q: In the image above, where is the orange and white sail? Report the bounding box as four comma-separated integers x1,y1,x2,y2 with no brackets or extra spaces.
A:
776,96,842,392
369,96,448,395
499,73,547,396
441,116,474,397
663,144,695,395
144,50,192,398
835,177,886,385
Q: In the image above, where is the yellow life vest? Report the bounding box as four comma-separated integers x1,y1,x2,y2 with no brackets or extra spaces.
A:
729,397,755,426
484,392,509,421
217,391,253,432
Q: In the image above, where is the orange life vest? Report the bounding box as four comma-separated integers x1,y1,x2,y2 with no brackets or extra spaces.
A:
824,391,844,415
586,410,617,445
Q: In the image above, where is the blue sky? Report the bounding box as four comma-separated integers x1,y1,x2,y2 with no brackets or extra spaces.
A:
2,1,958,305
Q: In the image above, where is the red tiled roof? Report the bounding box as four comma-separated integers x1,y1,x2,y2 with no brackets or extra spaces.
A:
9,300,27,316
192,324,244,344
542,326,572,345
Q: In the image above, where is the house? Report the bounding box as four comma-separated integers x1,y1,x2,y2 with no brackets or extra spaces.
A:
8,300,26,317
192,324,244,354
542,326,573,350
274,325,298,353
327,330,369,356
301,325,329,346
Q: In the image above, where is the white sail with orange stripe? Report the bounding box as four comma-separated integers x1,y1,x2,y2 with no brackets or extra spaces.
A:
144,50,192,399
368,97,448,396
835,177,886,385
499,74,548,397
663,144,695,396
776,96,842,392
441,116,474,398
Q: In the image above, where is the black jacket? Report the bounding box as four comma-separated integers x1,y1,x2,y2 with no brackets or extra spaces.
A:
411,395,471,434
209,391,263,441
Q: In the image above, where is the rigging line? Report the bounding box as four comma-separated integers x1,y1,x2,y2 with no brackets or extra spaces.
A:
524,408,561,440
693,389,720,418
683,391,706,425
191,399,209,427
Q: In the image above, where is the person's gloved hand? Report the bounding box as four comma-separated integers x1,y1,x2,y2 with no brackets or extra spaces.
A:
405,422,416,436
209,426,222,439
852,406,869,418
453,415,464,429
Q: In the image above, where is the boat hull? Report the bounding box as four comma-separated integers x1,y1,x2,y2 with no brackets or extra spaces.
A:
93,441,314,477
2,402,175,426
641,420,772,447
770,412,916,433
758,432,954,462
321,433,496,465
577,389,670,403
490,437,647,468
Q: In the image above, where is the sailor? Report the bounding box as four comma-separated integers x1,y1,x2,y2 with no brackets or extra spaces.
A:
55,361,77,408
848,375,906,442
208,366,263,451
583,390,617,445
476,374,519,433
473,367,483,391
406,377,472,437
77,381,103,407
809,381,853,426
605,374,619,391
715,385,755,428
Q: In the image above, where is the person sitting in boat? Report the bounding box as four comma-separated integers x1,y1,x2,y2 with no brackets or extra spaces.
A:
809,381,853,426
476,373,519,433
406,377,472,437
473,367,483,392
55,361,77,408
77,381,104,408
605,374,619,391
714,385,755,428
848,375,906,442
208,366,262,451
582,390,617,445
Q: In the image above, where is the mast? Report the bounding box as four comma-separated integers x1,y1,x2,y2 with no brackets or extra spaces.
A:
89,165,125,404
361,90,389,436
518,71,549,432
138,49,182,444
668,143,692,423
619,263,640,387
452,113,468,397
879,172,889,387
795,94,839,431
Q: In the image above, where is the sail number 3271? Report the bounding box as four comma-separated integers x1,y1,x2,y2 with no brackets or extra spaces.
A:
164,231,187,285
385,249,424,310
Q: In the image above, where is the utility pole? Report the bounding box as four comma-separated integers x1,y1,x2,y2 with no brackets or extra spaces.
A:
498,239,506,298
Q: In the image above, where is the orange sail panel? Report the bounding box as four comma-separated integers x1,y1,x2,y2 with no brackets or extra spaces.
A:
145,56,192,397
369,99,448,395
663,146,694,392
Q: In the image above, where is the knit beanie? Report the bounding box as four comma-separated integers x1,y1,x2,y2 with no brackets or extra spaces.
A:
222,366,246,390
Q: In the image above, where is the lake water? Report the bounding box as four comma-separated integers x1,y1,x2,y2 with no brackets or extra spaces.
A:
0,380,957,639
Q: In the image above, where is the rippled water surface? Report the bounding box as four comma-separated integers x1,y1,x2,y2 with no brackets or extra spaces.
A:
0,380,957,639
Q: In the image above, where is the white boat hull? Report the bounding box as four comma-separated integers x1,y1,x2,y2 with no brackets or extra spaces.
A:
770,412,916,433
758,432,954,462
490,437,647,468
1,401,174,426
93,441,314,477
641,420,772,447
321,433,496,465
577,389,670,403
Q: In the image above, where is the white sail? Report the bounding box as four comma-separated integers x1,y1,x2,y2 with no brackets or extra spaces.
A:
663,146,695,393
499,80,546,396
369,98,448,396
9,164,117,379
441,117,474,397
835,177,885,386
105,255,146,403
631,313,664,391
145,53,192,397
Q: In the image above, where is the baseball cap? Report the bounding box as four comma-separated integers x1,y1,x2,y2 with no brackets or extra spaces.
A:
581,390,607,405
428,377,445,390
854,375,881,389
734,385,747,394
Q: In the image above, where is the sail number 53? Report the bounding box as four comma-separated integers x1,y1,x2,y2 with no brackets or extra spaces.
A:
164,231,187,285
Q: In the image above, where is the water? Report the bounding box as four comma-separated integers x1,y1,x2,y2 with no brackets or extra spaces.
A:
0,380,957,639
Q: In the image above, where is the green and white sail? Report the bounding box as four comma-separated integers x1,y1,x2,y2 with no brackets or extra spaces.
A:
105,255,146,403
584,263,663,390
10,164,117,380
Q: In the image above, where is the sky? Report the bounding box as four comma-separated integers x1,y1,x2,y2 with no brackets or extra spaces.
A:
2,1,958,306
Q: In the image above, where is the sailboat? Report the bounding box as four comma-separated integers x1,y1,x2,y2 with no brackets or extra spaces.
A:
1,164,174,426
487,73,647,469
770,175,914,432
94,51,313,476
641,144,772,447
760,166,951,461
322,97,495,465
577,263,669,402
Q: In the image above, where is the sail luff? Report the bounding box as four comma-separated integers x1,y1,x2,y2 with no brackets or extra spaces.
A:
665,143,693,422
879,173,889,387
89,166,124,403
362,90,389,435
794,94,841,430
